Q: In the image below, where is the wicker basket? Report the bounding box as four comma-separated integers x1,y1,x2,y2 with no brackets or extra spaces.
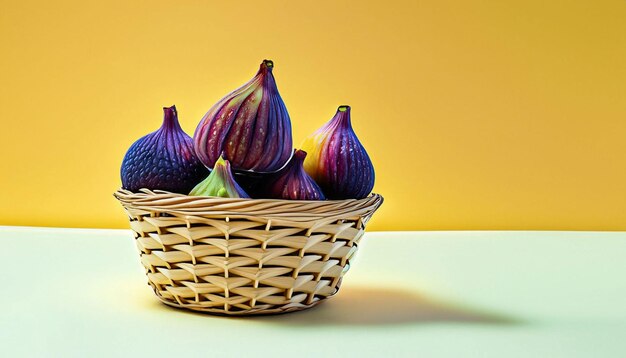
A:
114,189,383,315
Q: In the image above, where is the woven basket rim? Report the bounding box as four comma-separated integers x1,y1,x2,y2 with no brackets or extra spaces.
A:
114,188,382,203
114,188,383,224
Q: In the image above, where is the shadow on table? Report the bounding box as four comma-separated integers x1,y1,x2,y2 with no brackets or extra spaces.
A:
247,286,519,326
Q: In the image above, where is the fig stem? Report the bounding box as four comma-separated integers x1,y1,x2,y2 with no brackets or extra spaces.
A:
162,105,181,131
293,149,307,161
334,105,352,128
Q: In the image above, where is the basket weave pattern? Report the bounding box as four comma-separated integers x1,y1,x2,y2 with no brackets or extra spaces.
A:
114,189,383,315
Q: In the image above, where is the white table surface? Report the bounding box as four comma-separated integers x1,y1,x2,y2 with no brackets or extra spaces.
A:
1,226,625,358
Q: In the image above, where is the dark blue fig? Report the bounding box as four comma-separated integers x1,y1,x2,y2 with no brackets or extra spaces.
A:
264,150,325,200
189,156,250,198
121,106,209,194
301,106,375,199
193,60,293,173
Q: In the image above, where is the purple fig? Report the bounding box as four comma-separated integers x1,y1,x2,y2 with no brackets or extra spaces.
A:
121,106,209,194
193,60,293,173
300,106,375,199
189,155,250,198
264,150,325,200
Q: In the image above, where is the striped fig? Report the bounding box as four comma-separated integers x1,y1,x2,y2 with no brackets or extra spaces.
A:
189,155,250,198
264,149,325,200
193,59,293,173
120,106,208,194
300,106,375,199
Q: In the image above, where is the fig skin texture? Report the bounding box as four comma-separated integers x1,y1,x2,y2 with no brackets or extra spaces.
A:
193,60,293,173
121,106,209,194
189,156,250,198
262,149,325,200
301,105,375,200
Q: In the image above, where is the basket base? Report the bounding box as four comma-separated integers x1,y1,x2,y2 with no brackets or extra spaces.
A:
156,295,326,316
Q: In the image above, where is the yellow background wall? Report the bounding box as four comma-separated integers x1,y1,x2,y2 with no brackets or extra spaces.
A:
1,0,625,231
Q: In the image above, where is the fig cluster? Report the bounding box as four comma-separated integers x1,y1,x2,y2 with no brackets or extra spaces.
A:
120,60,375,200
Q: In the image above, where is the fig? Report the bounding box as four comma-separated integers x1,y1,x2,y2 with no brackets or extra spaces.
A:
189,155,250,198
121,106,208,194
263,150,325,200
193,59,293,173
300,105,375,199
